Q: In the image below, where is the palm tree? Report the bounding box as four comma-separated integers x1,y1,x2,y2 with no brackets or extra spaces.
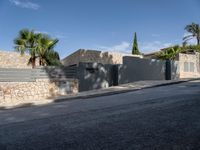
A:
183,22,200,45
156,45,181,60
36,34,59,66
46,50,61,66
14,29,38,68
14,29,61,67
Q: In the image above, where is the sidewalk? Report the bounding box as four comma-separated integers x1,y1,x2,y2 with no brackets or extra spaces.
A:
0,78,199,110
54,78,198,102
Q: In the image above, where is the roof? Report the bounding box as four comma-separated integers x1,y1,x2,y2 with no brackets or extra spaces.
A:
144,46,176,57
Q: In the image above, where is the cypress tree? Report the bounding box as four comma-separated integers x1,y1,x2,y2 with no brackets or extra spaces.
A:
132,32,140,55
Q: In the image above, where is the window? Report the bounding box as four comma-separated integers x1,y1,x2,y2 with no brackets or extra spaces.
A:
184,62,189,72
190,62,195,72
184,62,195,72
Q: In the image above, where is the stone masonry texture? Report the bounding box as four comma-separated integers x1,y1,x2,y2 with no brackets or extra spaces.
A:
178,52,200,78
62,49,143,66
0,50,78,107
0,79,78,106
0,51,39,68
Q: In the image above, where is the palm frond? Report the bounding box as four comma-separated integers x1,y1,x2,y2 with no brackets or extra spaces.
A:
184,23,200,45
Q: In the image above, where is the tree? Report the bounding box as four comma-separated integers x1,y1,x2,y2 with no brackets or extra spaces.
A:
183,22,200,45
36,34,60,66
181,44,200,53
156,45,181,60
46,50,61,66
132,32,140,55
14,29,61,68
14,29,38,68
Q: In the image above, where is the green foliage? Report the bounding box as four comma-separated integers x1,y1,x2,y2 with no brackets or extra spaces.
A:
183,22,200,45
156,45,181,60
132,32,140,55
36,34,60,66
156,44,200,60
14,29,38,68
181,44,200,53
46,50,62,66
14,29,61,68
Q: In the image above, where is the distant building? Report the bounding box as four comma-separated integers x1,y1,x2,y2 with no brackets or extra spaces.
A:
144,48,200,79
62,49,143,66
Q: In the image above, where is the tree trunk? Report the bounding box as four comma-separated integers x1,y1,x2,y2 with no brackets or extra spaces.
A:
197,37,200,45
32,57,36,69
40,58,45,66
39,58,42,66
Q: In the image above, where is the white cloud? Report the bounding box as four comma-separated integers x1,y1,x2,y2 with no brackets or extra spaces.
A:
9,0,40,10
94,40,174,54
96,42,131,53
183,32,197,45
140,41,173,53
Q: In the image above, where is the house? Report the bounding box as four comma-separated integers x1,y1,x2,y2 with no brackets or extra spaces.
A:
62,49,143,66
144,49,200,79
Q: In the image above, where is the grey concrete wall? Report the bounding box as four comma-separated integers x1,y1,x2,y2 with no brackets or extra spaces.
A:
35,66,77,79
0,66,77,82
76,58,181,92
171,61,180,80
77,63,114,92
118,57,166,84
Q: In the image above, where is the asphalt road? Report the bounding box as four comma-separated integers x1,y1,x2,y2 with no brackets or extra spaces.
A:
0,80,200,150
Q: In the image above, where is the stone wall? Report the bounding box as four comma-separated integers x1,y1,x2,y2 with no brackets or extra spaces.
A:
0,51,39,68
62,49,143,66
178,52,200,78
0,79,78,106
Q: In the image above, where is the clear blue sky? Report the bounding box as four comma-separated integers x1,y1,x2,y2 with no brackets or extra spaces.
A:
0,0,200,58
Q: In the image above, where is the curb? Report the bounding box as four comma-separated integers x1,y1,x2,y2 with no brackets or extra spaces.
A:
0,78,199,111
54,78,199,103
